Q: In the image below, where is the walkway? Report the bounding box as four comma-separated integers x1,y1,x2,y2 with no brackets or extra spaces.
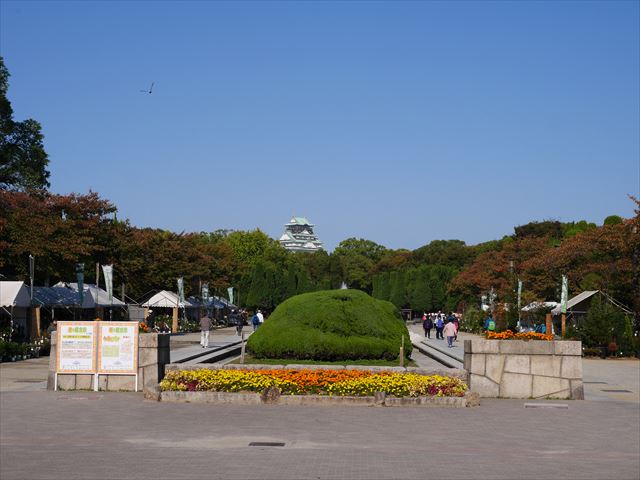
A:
169,327,251,363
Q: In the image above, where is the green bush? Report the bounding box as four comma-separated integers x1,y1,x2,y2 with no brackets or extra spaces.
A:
246,289,411,361
460,306,484,333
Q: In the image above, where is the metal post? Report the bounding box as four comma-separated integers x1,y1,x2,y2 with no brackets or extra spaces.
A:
240,332,246,364
399,336,405,367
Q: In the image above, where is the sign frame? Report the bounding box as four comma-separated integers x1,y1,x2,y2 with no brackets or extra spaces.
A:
96,321,139,392
56,321,98,375
55,321,99,391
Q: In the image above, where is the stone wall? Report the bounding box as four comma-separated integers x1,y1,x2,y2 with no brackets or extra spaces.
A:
464,339,583,399
47,332,170,392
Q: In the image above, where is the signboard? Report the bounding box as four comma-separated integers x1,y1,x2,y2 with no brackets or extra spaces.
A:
56,321,98,374
97,322,138,374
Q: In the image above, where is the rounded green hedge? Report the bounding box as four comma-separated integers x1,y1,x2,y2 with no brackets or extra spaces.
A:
246,289,412,361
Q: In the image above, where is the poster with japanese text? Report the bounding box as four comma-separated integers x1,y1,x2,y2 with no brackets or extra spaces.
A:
56,321,97,373
97,322,138,374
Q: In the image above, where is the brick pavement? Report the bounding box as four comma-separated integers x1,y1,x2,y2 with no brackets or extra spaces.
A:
1,389,638,480
1,327,638,480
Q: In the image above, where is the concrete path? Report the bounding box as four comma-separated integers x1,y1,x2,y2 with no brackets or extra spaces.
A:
1,389,638,480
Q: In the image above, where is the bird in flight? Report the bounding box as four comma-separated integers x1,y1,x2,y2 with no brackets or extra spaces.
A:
140,82,154,94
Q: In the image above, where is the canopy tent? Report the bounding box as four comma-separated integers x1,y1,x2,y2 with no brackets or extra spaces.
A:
141,290,193,308
522,301,558,312
31,286,79,307
551,291,598,315
0,281,31,309
54,282,125,308
551,290,633,316
187,296,229,310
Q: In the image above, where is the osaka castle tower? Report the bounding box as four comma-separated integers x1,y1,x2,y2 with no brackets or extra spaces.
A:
278,216,324,253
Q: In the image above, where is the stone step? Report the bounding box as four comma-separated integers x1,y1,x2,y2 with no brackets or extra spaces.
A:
420,339,464,363
182,343,243,365
172,340,243,363
410,336,463,369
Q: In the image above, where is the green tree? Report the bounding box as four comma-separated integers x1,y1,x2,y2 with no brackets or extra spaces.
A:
603,215,623,226
334,238,388,292
0,57,50,191
409,266,431,312
389,270,407,308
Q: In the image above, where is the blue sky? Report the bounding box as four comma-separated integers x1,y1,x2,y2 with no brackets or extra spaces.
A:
1,0,638,251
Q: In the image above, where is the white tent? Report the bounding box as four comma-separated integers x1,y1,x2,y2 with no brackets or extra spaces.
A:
551,291,598,315
0,281,31,308
522,301,558,312
141,290,193,308
54,282,125,308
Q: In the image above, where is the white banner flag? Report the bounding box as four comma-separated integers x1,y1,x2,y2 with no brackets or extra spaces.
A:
561,275,568,314
102,265,113,302
227,287,234,305
177,278,185,306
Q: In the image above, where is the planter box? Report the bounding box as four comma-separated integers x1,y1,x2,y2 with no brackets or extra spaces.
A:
159,389,480,408
464,340,583,400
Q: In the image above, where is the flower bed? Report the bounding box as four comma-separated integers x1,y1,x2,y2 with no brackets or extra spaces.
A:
486,331,553,341
159,369,467,398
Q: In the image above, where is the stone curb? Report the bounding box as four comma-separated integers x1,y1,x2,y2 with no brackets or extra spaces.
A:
158,390,479,408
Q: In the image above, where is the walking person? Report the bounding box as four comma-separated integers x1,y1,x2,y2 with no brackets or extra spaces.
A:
257,309,264,325
200,312,211,348
422,313,433,339
485,313,496,332
443,319,457,348
251,312,260,331
435,314,444,339
230,309,244,336
448,312,459,342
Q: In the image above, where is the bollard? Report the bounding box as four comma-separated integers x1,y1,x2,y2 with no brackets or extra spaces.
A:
240,332,246,364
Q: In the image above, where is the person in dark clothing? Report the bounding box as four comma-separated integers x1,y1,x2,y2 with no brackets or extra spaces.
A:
422,313,433,339
435,314,444,339
229,310,244,336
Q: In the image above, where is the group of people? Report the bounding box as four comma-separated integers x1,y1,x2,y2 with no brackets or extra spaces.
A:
199,308,264,348
422,311,460,348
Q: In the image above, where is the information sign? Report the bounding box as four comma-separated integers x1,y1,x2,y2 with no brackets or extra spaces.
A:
56,321,98,374
97,322,138,374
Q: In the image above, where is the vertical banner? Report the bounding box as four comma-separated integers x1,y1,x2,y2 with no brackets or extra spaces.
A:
29,254,35,304
177,277,185,306
201,283,209,303
102,265,113,302
561,275,568,314
517,279,523,311
76,263,85,306
227,287,234,305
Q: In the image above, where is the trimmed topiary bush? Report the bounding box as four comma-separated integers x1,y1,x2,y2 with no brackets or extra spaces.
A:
246,289,412,361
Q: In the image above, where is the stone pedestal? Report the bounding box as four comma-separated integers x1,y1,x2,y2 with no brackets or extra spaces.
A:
464,340,583,399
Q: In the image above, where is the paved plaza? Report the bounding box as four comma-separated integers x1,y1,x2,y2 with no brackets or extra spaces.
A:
1,333,638,480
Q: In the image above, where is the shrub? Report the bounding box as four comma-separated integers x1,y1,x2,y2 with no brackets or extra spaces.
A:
246,289,411,361
460,306,484,333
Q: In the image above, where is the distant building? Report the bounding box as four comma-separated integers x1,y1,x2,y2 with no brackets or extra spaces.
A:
279,216,324,253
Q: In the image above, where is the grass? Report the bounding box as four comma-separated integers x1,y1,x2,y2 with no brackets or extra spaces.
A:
230,355,417,367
